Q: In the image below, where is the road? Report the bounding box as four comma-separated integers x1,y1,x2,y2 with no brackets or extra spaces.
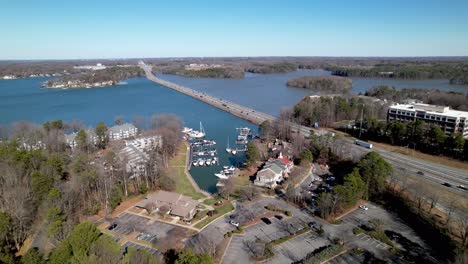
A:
140,63,468,194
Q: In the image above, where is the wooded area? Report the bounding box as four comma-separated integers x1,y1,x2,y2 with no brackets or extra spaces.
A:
286,75,352,93
0,114,201,263
162,67,244,79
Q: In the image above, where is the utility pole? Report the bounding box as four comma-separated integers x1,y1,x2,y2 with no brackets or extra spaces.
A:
359,105,364,139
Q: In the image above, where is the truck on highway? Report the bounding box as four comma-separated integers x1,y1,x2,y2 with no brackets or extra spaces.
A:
355,140,373,149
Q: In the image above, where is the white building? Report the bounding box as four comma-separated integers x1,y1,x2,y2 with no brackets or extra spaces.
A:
108,123,138,140
120,135,162,178
65,129,98,149
388,103,468,137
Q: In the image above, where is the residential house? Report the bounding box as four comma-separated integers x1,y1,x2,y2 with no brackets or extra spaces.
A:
254,153,294,188
135,191,199,221
65,129,98,149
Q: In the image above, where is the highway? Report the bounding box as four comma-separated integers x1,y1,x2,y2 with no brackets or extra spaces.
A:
140,63,468,195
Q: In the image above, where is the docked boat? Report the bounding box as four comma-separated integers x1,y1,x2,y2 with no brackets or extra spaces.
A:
231,149,237,155
198,159,205,166
188,122,206,139
206,158,212,166
192,160,199,167
182,127,193,134
226,136,231,153
227,166,236,172
215,172,228,179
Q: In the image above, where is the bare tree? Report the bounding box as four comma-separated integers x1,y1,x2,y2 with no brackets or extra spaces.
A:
219,177,236,200
427,193,440,213
114,115,125,125
445,199,458,225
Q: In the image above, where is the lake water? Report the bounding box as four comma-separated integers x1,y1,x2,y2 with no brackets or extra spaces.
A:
0,77,256,193
1,71,468,192
159,70,468,116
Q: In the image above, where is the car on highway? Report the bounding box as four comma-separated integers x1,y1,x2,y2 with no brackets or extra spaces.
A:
417,171,424,175
229,220,240,227
359,205,369,211
457,185,467,190
261,217,272,225
442,182,453,187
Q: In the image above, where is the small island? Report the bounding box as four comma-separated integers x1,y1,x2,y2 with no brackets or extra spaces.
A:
45,66,144,89
163,64,244,79
286,75,352,93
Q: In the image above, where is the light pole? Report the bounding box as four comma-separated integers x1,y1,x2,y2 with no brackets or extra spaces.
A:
358,105,364,139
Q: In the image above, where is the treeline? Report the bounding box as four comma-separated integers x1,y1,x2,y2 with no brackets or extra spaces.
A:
46,66,144,87
286,75,352,93
245,63,297,74
293,96,388,127
163,67,245,79
317,152,391,219
2,221,213,263
365,86,468,111
327,64,468,83
352,119,468,160
0,114,185,262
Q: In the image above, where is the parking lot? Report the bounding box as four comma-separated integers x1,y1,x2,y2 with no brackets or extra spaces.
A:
340,202,428,248
222,197,329,264
122,241,161,257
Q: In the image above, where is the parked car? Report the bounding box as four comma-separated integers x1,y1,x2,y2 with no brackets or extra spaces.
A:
457,185,467,190
229,220,240,227
261,217,272,225
308,221,318,228
274,215,283,220
359,205,369,211
308,182,314,188
108,223,118,230
442,182,453,188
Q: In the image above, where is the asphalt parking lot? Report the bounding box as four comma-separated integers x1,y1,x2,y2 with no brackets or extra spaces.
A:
122,241,161,257
222,197,328,264
110,213,186,244
267,232,329,264
340,202,427,248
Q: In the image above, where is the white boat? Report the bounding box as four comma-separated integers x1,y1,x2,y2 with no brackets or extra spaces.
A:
189,122,206,139
226,136,231,153
182,127,193,134
192,160,199,167
231,149,237,155
213,157,218,164
228,166,235,172
215,172,228,179
198,159,205,166
223,166,229,169
206,159,212,166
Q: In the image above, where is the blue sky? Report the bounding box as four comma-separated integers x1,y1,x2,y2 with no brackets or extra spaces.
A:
1,0,468,59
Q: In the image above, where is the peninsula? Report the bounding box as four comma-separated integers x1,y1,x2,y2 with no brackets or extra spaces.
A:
45,66,144,89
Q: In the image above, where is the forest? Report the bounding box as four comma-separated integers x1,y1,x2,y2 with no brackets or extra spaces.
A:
286,75,352,93
244,62,297,74
162,67,244,79
0,115,214,263
292,95,388,127
365,86,468,111
327,63,468,84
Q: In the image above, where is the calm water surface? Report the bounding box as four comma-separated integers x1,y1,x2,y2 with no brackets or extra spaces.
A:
0,77,256,193
159,70,468,116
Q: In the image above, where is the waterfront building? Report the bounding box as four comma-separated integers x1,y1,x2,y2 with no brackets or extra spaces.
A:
119,135,162,178
65,129,98,149
387,103,468,137
254,153,293,188
108,123,138,140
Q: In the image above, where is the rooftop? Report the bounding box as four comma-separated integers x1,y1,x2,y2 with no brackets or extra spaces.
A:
109,123,137,133
389,103,468,119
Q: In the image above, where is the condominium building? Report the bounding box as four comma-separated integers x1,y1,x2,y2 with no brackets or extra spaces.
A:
108,123,138,140
387,103,468,137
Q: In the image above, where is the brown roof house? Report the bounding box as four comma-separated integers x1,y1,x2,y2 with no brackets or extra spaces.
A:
135,191,199,221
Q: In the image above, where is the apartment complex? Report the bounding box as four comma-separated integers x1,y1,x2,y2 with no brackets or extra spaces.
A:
387,103,468,137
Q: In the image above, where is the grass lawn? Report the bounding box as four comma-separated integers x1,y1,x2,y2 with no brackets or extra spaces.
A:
194,202,234,229
203,197,219,206
167,143,205,200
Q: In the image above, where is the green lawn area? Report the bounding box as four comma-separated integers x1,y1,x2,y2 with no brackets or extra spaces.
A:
194,202,234,229
202,197,219,206
168,143,205,200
